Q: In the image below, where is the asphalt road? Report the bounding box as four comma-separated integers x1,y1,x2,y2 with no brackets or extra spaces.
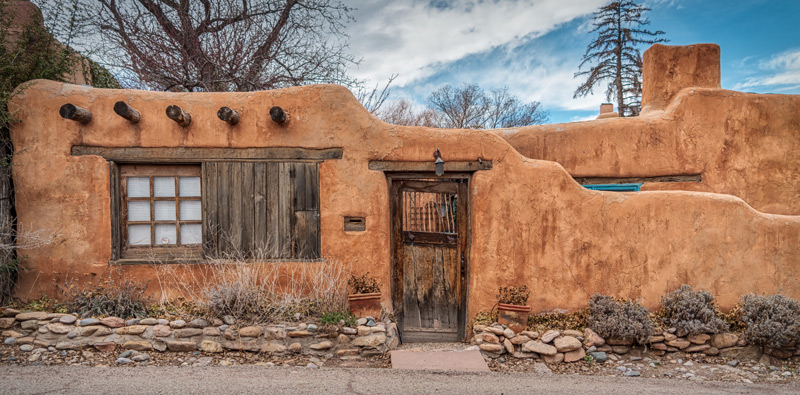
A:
2,365,798,394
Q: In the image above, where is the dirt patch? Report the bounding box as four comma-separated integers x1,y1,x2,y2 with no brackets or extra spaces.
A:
488,352,800,384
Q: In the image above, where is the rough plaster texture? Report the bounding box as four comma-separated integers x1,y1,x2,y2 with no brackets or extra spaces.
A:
501,44,800,216
7,44,800,319
642,44,721,112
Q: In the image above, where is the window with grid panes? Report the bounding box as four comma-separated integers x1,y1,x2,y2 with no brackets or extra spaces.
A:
111,162,321,263
120,165,202,256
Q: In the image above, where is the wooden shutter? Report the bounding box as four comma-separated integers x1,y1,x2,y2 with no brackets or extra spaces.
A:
202,162,320,260
109,161,121,261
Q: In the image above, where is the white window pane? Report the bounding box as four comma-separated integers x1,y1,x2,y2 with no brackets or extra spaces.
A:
127,201,150,221
127,177,150,197
180,224,202,245
179,177,201,197
128,225,151,245
180,200,201,221
155,224,177,245
154,200,176,221
154,177,175,197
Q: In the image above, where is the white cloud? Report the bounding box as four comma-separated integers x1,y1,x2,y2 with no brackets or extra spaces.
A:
570,114,598,122
346,0,606,86
732,48,800,91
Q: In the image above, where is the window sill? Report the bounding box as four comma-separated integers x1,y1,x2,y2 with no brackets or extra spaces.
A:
109,258,327,266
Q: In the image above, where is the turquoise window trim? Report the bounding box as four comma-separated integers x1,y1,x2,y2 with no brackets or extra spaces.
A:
583,183,642,192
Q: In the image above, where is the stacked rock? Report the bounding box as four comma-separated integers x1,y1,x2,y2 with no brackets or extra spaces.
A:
0,309,400,362
471,321,800,363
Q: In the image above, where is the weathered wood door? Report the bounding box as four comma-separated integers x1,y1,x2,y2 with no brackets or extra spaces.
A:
391,178,469,342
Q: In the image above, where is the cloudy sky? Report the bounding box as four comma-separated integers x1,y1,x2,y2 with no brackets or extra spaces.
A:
344,0,800,123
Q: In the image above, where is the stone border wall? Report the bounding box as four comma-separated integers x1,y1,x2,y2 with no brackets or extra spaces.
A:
472,323,800,363
0,309,398,362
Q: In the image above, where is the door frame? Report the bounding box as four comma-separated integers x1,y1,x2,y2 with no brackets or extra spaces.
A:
388,172,471,342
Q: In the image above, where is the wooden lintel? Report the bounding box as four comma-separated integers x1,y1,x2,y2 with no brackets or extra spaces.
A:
576,174,702,185
72,146,343,163
369,160,492,172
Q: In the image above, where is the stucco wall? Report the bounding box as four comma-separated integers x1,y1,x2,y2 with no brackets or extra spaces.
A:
8,46,800,318
499,44,800,216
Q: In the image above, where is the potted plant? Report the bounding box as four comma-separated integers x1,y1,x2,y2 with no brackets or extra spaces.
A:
497,285,531,333
347,273,382,318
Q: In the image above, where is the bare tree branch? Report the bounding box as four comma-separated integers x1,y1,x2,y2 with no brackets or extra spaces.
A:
54,0,359,92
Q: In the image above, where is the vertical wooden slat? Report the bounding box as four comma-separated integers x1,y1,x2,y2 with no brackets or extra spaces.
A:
216,163,231,255
239,163,255,256
228,163,243,254
253,162,268,255
266,162,280,257
291,163,320,258
294,210,320,258
202,162,218,257
278,162,293,259
109,161,121,261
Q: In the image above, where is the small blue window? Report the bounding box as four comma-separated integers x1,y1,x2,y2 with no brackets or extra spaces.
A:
583,183,641,192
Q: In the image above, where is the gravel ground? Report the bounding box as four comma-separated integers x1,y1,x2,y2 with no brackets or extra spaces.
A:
2,364,799,395
2,342,798,386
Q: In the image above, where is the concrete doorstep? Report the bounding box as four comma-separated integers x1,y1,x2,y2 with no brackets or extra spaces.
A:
390,349,490,373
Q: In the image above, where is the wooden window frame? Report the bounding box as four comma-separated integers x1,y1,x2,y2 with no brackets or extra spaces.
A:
112,163,203,261
109,160,323,265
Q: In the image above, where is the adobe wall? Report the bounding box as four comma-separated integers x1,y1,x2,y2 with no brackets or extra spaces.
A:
500,44,800,216
7,47,800,318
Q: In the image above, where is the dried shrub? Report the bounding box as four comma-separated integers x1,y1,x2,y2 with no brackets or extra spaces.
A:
152,244,351,324
60,271,149,318
588,294,653,345
528,308,589,332
471,310,495,329
740,293,800,349
204,280,271,322
721,303,746,332
660,284,728,337
497,285,530,305
348,273,380,294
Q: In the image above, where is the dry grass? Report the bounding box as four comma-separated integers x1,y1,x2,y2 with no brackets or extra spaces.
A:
0,224,60,305
150,243,351,324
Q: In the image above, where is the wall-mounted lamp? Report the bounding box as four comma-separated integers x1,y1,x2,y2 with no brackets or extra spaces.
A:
433,148,444,176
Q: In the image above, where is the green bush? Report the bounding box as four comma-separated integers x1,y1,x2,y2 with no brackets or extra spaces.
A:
320,311,356,327
740,293,800,349
660,284,728,337
588,294,653,345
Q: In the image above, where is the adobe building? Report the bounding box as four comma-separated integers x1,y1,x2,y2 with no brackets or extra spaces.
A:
8,43,800,342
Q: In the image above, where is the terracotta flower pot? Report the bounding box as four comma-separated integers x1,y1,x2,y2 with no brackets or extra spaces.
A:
348,292,382,318
497,303,531,333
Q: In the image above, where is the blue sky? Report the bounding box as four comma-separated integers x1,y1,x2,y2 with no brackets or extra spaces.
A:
345,0,800,124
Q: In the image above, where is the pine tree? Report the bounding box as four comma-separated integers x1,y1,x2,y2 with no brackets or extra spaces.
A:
574,1,667,116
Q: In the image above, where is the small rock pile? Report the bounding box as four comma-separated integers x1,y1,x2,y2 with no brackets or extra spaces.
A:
471,323,800,364
0,308,399,364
